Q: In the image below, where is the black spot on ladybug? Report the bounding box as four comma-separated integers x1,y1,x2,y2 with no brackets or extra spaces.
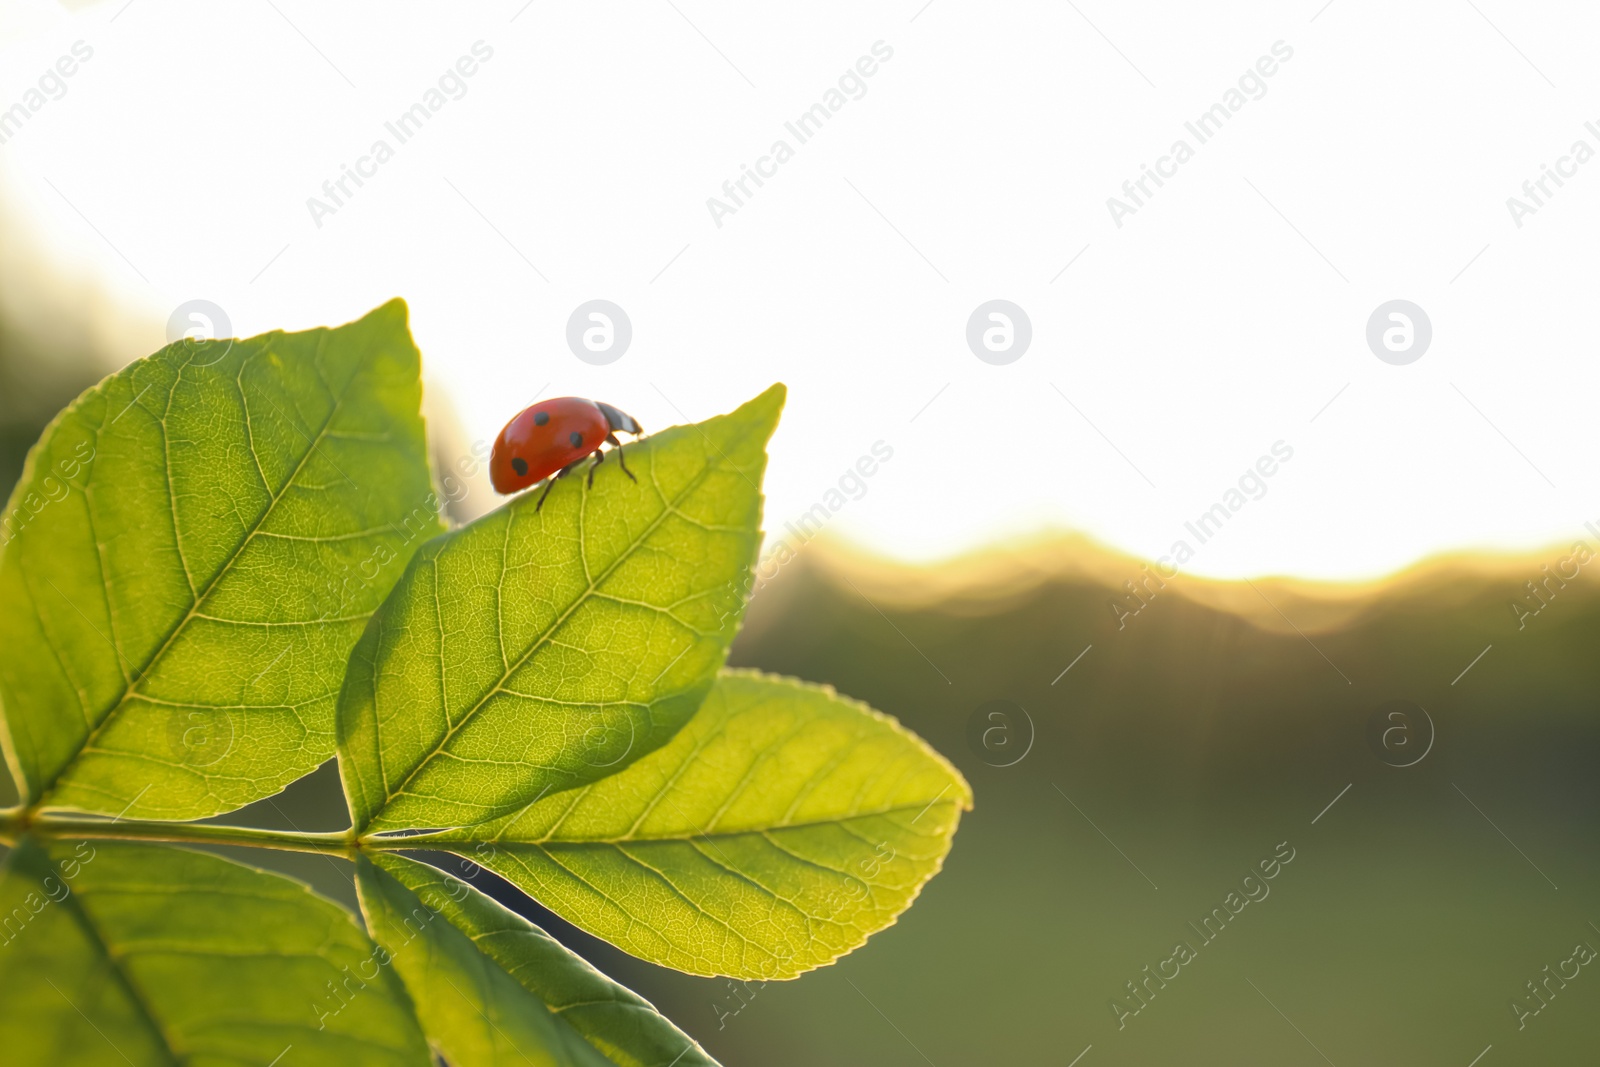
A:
569,432,583,448
511,457,528,477
533,411,549,426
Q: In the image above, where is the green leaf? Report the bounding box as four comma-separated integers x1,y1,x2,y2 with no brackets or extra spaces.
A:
422,670,972,980
0,300,441,819
357,852,718,1067
0,838,431,1066
338,385,784,835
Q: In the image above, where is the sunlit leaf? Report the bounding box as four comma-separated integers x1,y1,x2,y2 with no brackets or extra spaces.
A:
0,287,969,1065
357,852,718,1067
338,386,784,834
421,670,972,980
0,838,430,1066
0,300,440,819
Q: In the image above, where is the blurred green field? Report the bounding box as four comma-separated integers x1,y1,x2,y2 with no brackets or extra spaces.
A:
628,541,1600,1065
100,533,1593,1067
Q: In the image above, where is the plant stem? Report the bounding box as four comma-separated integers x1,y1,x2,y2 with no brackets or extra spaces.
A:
0,812,366,858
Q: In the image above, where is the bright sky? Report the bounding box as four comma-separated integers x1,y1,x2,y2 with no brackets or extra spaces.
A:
4,0,1597,580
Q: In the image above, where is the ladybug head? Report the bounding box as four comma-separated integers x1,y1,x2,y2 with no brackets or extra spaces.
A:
595,401,642,437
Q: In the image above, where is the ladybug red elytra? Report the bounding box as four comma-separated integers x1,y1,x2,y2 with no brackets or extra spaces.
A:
489,397,643,509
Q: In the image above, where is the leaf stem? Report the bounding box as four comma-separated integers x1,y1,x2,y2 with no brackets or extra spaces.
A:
0,811,367,858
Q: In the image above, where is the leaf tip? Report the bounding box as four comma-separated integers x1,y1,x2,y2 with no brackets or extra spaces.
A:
740,382,786,423
367,296,412,327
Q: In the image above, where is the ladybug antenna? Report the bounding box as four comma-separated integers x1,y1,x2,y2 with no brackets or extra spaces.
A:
595,401,642,437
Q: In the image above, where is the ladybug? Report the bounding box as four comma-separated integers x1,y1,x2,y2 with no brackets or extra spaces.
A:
490,397,643,509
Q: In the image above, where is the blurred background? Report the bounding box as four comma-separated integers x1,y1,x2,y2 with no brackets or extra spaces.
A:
4,0,1599,1063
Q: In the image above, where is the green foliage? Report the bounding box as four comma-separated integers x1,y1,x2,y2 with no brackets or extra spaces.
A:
0,300,439,820
358,853,716,1067
420,671,971,980
339,387,780,833
0,839,430,1066
0,303,969,1065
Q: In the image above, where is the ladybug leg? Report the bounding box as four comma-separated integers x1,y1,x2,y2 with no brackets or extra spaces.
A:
586,447,606,488
534,461,581,512
607,433,637,483
534,475,558,511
